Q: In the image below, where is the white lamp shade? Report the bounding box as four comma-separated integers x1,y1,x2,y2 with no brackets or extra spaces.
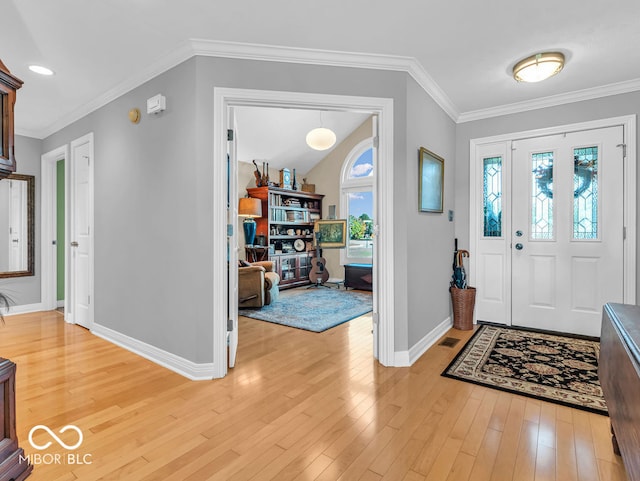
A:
306,127,337,151
513,52,564,83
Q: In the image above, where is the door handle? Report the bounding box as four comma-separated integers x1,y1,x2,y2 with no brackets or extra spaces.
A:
515,243,524,250
515,230,523,237
70,241,79,247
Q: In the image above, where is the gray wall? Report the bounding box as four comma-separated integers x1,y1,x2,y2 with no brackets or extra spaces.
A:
0,135,42,307
37,54,456,364
454,91,640,299
406,78,456,345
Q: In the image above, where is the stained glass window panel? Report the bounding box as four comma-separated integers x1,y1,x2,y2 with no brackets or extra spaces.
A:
483,156,502,237
573,146,598,239
531,152,554,240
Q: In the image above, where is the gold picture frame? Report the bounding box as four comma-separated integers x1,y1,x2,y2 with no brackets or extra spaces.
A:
314,219,347,248
419,147,444,213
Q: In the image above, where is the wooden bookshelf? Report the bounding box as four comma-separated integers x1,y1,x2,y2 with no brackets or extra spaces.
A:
246,186,324,288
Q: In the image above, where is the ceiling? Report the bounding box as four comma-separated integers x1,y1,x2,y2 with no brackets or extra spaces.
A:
235,107,370,173
4,0,640,141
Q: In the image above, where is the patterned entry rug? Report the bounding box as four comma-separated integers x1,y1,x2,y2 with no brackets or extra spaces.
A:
442,324,607,415
240,288,373,332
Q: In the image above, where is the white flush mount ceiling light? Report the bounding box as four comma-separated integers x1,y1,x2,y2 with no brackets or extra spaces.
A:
306,111,336,151
513,52,565,83
28,65,54,76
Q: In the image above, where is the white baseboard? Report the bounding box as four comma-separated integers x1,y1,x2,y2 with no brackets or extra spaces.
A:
1,302,45,317
394,315,453,367
57,300,65,308
91,323,217,381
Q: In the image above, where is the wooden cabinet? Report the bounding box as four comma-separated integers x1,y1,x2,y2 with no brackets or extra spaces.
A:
0,358,32,480
0,59,24,180
599,303,640,481
246,186,324,289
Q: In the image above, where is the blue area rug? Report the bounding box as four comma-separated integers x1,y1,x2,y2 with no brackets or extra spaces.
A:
240,288,373,332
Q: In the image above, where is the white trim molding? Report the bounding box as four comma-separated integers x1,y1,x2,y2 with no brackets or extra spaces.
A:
21,38,640,139
458,78,640,123
92,323,216,381
395,316,453,367
1,303,45,317
213,87,395,377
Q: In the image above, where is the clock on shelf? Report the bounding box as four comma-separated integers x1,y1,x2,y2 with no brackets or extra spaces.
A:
280,168,291,189
294,239,306,252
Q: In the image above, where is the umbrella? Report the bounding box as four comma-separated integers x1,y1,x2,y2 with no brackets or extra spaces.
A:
451,239,469,289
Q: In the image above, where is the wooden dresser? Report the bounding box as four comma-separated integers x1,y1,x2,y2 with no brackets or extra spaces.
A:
599,303,640,481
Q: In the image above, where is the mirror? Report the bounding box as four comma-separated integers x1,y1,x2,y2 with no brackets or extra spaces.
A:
0,174,34,277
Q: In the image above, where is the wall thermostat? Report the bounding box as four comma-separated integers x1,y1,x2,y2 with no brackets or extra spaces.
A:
147,94,166,114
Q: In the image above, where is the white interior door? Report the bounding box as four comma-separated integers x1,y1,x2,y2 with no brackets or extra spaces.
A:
69,133,94,329
227,109,239,369
511,127,624,336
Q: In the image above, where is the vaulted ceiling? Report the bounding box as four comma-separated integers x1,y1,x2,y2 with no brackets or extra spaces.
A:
4,0,640,140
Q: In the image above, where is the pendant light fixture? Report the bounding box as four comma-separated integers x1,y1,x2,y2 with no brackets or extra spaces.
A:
513,52,565,83
306,111,336,151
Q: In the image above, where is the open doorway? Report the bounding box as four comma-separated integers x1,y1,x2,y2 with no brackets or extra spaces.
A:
212,88,395,378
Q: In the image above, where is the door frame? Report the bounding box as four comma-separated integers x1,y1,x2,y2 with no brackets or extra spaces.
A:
41,144,70,317
212,88,395,378
41,133,95,325
469,115,637,325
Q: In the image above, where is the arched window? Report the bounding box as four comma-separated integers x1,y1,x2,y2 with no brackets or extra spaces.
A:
340,139,374,265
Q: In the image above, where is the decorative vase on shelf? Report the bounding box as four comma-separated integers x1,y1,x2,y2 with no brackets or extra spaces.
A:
292,169,297,190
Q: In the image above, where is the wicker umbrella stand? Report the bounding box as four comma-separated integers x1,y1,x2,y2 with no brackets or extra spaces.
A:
450,286,476,330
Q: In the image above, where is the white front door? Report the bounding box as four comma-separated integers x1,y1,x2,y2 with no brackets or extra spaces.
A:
511,127,624,336
69,134,94,329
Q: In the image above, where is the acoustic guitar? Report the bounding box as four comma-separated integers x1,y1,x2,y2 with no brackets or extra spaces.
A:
309,232,329,285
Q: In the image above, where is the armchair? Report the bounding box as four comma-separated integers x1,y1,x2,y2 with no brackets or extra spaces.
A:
238,260,280,308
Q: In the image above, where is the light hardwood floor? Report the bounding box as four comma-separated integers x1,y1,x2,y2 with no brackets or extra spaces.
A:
2,309,629,481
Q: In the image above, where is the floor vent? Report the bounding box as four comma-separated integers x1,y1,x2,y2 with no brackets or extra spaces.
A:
438,337,461,348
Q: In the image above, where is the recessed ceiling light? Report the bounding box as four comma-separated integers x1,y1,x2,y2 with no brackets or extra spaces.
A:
513,52,564,83
28,65,54,76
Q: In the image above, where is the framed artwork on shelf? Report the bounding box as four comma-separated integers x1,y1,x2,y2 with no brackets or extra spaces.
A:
418,147,444,213
314,219,347,248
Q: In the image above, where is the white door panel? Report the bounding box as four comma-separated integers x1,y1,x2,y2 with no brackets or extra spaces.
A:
228,110,239,369
511,127,624,336
69,134,94,329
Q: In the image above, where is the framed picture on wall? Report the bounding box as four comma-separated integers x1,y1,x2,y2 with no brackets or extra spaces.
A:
314,219,347,248
418,147,444,213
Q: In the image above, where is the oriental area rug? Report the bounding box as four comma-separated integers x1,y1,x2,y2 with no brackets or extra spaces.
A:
240,287,373,332
442,324,607,415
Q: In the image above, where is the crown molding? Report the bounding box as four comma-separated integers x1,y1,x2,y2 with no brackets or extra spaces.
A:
458,77,640,123
35,40,195,140
189,39,460,121
30,38,458,139
26,37,640,139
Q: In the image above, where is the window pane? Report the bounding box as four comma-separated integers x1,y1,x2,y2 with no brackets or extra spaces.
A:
483,156,502,237
349,148,373,178
573,146,598,239
347,191,373,259
531,152,554,240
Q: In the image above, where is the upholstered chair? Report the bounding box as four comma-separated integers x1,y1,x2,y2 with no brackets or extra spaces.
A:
238,261,280,308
